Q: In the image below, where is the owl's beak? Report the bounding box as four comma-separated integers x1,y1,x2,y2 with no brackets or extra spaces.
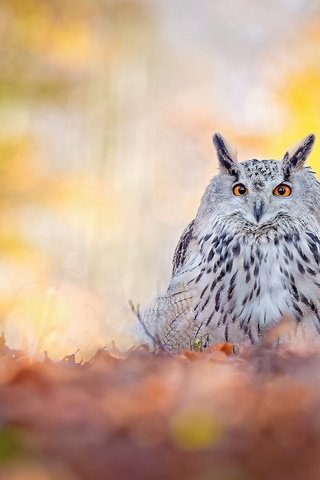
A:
254,197,264,223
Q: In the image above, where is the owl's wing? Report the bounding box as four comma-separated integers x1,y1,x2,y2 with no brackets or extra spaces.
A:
172,219,196,275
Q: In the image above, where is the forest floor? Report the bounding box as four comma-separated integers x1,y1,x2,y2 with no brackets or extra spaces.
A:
0,338,319,480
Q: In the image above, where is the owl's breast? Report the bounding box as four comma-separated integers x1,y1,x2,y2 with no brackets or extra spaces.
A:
189,229,320,344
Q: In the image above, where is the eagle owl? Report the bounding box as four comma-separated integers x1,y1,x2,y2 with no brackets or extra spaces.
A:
140,133,320,352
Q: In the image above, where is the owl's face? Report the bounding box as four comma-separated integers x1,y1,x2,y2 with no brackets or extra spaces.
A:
201,133,320,231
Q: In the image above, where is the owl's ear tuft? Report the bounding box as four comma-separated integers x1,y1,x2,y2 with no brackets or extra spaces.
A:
282,133,315,178
212,133,239,177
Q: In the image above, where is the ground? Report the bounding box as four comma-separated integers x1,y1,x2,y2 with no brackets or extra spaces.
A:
0,339,319,480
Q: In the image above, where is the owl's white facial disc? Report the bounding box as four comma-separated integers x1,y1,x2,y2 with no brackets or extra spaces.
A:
227,159,293,226
202,133,320,234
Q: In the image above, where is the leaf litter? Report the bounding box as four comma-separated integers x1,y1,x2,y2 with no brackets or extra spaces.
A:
0,339,319,479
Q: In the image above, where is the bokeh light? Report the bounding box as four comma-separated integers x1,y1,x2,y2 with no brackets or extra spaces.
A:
0,0,320,358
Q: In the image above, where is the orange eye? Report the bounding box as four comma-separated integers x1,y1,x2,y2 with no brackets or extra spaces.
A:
273,183,292,197
233,183,247,196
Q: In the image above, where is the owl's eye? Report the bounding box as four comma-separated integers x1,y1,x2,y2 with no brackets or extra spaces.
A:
273,183,292,197
233,183,247,196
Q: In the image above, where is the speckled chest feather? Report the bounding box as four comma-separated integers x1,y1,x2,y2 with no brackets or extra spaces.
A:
183,222,320,348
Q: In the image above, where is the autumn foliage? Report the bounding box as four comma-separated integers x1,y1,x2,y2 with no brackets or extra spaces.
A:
1,2,320,479
0,342,319,479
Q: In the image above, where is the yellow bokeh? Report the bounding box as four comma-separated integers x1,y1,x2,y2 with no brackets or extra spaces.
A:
0,1,320,358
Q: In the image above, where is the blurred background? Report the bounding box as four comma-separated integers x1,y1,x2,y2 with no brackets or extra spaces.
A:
0,0,320,359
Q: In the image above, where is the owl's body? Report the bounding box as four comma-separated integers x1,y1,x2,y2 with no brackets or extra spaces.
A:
141,134,320,352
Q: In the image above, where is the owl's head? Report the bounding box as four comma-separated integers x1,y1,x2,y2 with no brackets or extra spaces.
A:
200,133,320,232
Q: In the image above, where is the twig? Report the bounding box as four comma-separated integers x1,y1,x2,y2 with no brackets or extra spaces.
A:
129,300,167,353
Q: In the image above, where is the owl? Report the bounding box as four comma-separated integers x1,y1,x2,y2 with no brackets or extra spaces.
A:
140,133,320,352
